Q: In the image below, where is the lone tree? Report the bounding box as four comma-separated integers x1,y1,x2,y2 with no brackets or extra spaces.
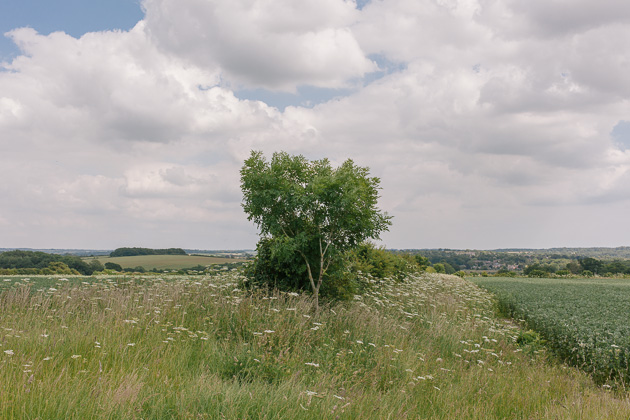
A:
240,151,392,308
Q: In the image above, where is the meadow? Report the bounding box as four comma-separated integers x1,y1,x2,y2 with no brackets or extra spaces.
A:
474,276,630,386
1,273,629,419
90,254,243,270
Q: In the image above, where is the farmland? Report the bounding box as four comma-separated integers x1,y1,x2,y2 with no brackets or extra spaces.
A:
89,254,246,270
2,273,630,419
474,276,630,385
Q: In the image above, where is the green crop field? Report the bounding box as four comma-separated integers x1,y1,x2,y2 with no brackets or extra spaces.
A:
474,276,630,385
88,254,246,270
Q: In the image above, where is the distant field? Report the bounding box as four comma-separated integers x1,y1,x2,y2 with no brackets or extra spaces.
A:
88,254,247,270
474,276,630,385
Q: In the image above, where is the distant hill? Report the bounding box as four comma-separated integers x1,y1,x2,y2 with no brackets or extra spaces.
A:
0,248,255,257
394,247,630,259
0,248,112,256
491,247,630,259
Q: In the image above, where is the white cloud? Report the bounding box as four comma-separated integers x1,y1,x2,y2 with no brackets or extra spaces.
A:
142,0,375,90
1,0,630,249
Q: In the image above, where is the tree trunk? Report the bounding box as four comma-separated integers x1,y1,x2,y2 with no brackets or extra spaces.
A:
301,253,319,310
300,239,329,311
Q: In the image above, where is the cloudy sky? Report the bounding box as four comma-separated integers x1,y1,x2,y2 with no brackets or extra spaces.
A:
1,0,629,250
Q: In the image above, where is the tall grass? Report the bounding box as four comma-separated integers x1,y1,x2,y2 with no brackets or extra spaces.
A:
1,273,629,419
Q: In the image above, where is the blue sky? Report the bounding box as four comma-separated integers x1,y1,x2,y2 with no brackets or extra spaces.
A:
0,0,143,61
1,0,629,250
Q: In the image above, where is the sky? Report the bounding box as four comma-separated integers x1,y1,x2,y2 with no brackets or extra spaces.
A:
1,0,629,251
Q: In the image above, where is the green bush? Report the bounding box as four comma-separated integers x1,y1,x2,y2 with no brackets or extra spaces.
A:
528,269,548,278
350,243,415,281
104,262,123,271
244,240,417,302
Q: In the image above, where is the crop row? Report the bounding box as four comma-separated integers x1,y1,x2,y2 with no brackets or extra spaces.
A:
474,276,630,386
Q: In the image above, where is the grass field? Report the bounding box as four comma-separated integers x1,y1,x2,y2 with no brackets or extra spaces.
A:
1,273,629,418
89,254,246,270
474,276,630,386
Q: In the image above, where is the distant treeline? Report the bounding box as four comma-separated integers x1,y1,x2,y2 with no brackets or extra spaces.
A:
395,250,530,272
109,247,187,257
0,250,103,275
396,249,630,274
523,257,630,277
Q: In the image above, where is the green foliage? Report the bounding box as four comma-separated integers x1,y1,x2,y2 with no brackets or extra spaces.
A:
104,262,123,271
605,260,630,274
88,259,104,273
122,266,146,273
527,269,547,278
516,330,547,354
580,257,604,275
245,237,360,302
245,237,309,293
408,248,630,276
441,262,457,274
240,151,392,307
523,263,556,276
0,250,97,275
414,254,430,270
349,243,416,281
45,262,79,275
409,249,527,272
566,261,581,274
110,247,187,257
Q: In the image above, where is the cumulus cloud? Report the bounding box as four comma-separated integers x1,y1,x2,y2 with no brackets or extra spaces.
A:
142,0,375,90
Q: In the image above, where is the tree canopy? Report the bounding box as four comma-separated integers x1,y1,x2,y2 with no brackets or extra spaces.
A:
109,247,186,257
0,250,99,275
240,151,392,307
